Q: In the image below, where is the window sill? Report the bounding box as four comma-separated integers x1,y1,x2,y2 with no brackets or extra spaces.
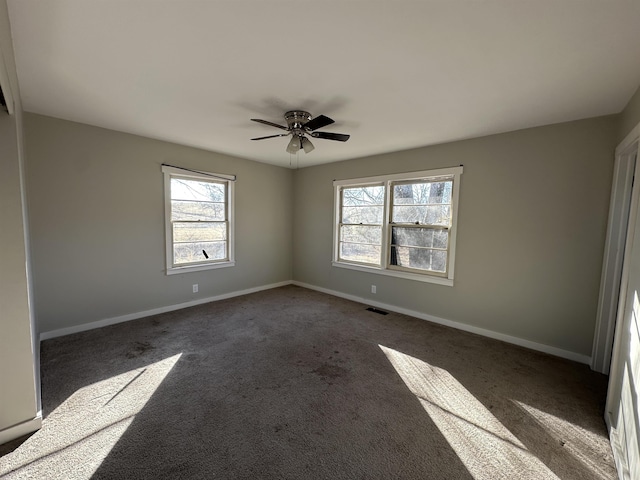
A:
166,261,235,275
332,261,454,286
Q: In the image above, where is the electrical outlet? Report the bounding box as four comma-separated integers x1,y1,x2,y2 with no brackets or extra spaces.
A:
192,284,198,293
371,285,376,294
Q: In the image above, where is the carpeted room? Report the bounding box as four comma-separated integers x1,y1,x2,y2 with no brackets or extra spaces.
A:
0,106,630,480
2,1,640,479
0,286,618,479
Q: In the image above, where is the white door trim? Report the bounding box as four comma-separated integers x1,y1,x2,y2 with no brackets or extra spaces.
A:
603,123,640,480
605,124,639,414
592,127,639,373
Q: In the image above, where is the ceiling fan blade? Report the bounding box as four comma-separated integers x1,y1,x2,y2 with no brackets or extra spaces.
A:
251,133,289,141
251,118,289,131
286,135,301,154
311,131,350,142
304,114,334,131
301,136,315,153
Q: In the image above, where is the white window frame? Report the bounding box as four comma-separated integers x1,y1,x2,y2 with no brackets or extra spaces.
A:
163,165,235,275
336,181,386,268
333,166,463,286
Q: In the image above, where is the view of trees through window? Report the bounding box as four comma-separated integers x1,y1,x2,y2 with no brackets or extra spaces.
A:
339,185,385,265
170,177,228,265
390,180,452,273
338,178,454,275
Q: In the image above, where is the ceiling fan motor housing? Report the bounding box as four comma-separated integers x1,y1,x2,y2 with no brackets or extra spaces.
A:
285,111,312,132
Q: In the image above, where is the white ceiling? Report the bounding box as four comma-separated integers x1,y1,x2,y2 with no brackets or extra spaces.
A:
7,1,640,168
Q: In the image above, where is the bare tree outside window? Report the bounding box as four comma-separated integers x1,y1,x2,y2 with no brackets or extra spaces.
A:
334,167,462,283
390,180,453,273
171,178,228,265
339,185,384,265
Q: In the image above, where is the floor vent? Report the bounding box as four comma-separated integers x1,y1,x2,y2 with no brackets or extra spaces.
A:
366,307,388,315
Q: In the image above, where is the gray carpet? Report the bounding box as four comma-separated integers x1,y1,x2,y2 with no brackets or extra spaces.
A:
0,285,616,479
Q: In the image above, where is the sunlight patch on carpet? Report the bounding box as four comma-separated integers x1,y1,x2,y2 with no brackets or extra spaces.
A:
513,400,613,479
0,353,182,479
379,345,558,480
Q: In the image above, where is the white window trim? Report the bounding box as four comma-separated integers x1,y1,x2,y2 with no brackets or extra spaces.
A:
333,166,463,286
162,165,235,275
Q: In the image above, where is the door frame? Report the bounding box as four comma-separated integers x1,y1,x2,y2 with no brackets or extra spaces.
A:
592,127,639,374
603,124,640,480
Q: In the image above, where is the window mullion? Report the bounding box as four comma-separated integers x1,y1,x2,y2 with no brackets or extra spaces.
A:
383,180,392,269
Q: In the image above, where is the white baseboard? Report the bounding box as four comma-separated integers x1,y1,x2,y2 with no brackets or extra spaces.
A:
40,281,293,341
0,413,42,446
39,279,591,364
293,281,592,365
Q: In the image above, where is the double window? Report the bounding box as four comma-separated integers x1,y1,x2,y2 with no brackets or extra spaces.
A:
334,167,462,285
162,165,235,274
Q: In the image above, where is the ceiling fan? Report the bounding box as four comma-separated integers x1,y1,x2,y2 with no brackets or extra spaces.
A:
251,111,350,154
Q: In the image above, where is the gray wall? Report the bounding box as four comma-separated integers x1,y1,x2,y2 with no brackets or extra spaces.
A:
618,84,640,142
21,81,640,362
25,113,293,333
293,116,617,357
0,0,39,440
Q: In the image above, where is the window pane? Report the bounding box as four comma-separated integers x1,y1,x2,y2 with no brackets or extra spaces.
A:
392,205,451,225
171,178,225,203
390,246,447,272
342,206,384,224
173,222,226,243
393,181,452,205
342,186,385,206
174,241,227,264
172,200,225,221
391,226,448,249
340,225,382,244
339,242,381,265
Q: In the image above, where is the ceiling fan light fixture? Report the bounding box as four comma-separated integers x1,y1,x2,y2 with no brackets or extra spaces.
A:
301,136,314,153
286,135,301,154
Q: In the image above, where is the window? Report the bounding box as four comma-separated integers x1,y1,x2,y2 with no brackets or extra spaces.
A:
162,165,235,274
338,184,385,265
334,167,462,285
